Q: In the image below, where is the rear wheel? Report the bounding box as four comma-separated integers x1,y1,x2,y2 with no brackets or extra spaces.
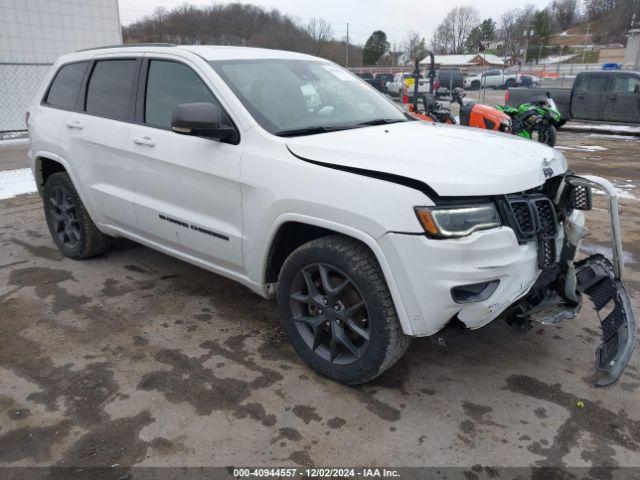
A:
43,172,112,259
471,81,481,91
276,235,411,385
505,78,516,88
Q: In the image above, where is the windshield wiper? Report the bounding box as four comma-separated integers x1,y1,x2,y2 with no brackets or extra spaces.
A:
274,125,357,137
356,118,408,126
274,119,407,137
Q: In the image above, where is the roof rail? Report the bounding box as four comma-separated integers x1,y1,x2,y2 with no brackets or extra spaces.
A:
77,43,176,52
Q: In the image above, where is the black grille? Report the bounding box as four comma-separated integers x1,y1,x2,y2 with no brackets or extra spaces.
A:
533,198,557,237
502,194,559,269
569,185,592,211
511,201,534,234
537,238,556,268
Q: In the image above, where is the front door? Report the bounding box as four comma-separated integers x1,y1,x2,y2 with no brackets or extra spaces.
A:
128,57,244,271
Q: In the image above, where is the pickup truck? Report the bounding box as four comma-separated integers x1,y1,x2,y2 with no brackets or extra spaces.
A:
386,72,430,97
465,69,540,90
506,70,640,124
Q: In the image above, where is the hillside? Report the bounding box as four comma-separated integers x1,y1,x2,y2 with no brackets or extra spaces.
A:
123,3,362,66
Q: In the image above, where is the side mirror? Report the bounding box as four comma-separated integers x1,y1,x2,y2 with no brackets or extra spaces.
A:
171,102,238,143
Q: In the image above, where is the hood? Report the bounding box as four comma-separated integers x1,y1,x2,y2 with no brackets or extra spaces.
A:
286,121,567,198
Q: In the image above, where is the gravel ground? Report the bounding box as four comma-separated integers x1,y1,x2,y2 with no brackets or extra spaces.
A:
0,131,639,478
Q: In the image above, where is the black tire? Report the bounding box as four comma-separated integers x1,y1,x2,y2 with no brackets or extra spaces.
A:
276,235,411,385
471,81,481,91
538,125,557,147
505,78,516,89
43,172,112,259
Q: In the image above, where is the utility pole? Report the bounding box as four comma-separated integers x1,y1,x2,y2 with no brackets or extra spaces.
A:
345,22,349,68
522,26,534,66
582,24,591,64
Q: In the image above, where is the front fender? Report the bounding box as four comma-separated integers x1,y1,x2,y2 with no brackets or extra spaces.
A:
255,212,417,336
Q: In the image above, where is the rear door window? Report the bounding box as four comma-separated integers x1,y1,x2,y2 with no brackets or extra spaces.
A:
45,62,89,109
85,59,138,120
587,75,609,93
144,60,226,129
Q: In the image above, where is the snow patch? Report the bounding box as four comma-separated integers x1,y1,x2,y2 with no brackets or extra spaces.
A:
568,123,640,134
592,180,638,202
0,168,37,200
556,145,607,152
587,133,640,141
536,53,576,64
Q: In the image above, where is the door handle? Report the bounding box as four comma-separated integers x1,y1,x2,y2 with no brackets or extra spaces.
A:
65,120,83,130
577,93,585,99
132,136,155,147
609,94,618,100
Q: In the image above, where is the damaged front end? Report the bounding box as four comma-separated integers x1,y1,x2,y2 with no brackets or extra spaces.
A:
502,174,636,387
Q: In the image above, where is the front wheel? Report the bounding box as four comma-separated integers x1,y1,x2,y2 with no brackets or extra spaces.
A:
538,124,557,147
276,235,411,385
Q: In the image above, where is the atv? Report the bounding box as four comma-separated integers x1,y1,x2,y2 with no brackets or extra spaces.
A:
409,88,512,134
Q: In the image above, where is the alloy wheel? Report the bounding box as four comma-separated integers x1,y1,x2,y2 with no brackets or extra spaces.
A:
289,263,371,365
48,186,81,249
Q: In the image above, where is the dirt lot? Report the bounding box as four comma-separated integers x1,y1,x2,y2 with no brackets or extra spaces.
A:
1,130,639,477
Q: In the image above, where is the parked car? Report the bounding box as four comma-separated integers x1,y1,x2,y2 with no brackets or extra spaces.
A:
386,72,429,97
27,45,635,386
464,69,540,90
506,70,640,124
434,69,464,98
374,73,395,93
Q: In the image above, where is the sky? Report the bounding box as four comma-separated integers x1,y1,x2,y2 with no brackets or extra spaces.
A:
118,0,542,46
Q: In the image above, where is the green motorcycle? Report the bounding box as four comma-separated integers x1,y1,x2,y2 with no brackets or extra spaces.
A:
497,93,562,147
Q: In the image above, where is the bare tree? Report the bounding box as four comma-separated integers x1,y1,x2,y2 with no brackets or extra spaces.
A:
430,6,481,54
404,31,428,61
306,18,334,55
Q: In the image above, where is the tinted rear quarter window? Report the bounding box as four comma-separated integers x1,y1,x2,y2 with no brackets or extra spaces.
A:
45,62,88,109
85,59,138,120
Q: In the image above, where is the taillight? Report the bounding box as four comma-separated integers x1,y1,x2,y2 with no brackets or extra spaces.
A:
25,111,30,128
505,90,510,103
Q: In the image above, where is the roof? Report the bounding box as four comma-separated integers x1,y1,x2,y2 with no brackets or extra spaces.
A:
62,44,326,63
420,53,505,66
178,45,323,62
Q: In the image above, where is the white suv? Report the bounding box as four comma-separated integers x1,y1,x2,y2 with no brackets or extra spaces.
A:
27,45,635,386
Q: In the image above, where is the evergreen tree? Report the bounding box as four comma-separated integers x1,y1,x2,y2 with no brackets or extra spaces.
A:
363,30,390,65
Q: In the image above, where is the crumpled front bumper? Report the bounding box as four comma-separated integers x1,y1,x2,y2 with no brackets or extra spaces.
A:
515,175,636,387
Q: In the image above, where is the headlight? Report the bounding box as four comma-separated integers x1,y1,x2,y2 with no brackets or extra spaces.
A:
415,204,501,238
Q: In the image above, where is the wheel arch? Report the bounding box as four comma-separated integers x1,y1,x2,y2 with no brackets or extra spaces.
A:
32,150,100,224
260,214,415,336
33,151,72,195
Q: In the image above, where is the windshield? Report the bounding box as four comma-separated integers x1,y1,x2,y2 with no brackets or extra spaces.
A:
209,59,408,136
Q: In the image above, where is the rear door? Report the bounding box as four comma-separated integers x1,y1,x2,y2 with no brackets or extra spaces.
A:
572,73,611,121
605,74,640,123
61,56,141,228
127,56,244,270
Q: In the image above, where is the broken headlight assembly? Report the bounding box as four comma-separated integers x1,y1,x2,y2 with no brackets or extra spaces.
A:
414,204,501,238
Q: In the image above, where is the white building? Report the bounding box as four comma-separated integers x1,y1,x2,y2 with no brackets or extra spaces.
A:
1,0,122,131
